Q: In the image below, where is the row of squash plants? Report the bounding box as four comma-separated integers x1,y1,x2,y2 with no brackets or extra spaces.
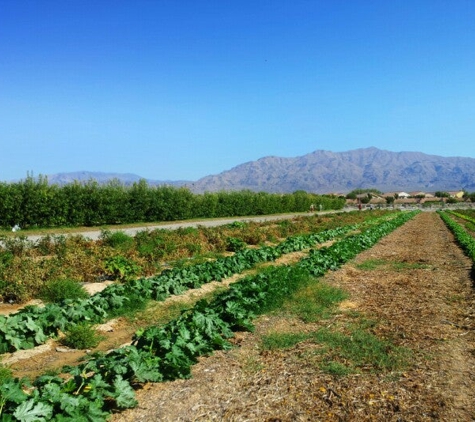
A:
439,211,475,264
0,211,399,353
0,211,418,421
446,210,475,228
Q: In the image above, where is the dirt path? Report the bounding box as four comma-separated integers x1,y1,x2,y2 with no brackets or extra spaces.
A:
110,212,475,422
4,212,316,243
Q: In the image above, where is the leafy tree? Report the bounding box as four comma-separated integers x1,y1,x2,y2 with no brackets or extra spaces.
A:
360,195,370,204
193,192,219,218
127,179,152,222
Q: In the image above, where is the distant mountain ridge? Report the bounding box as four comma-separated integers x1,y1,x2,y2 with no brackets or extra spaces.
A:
190,147,475,193
36,147,475,193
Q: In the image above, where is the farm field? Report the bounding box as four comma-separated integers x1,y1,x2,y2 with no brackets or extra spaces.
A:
110,212,475,421
1,211,395,370
0,210,474,420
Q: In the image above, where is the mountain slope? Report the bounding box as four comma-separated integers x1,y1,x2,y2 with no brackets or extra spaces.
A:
191,147,475,193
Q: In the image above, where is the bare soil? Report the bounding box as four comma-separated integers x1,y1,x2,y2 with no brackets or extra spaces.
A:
109,212,475,422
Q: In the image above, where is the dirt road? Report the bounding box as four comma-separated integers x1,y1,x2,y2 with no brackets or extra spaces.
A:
111,212,475,421
10,213,312,243
6,209,357,243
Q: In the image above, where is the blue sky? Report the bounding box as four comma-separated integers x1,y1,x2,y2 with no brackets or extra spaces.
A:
1,0,474,182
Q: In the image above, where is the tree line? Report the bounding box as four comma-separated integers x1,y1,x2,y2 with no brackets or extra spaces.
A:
0,176,345,229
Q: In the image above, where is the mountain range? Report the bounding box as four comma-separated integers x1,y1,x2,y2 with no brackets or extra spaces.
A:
44,147,475,194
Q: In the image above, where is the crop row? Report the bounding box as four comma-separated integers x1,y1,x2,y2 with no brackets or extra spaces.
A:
0,211,418,421
450,209,475,220
0,212,399,353
439,211,475,262
447,210,475,228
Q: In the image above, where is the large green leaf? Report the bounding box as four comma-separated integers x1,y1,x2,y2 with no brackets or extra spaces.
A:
0,379,28,404
13,400,53,422
110,376,137,409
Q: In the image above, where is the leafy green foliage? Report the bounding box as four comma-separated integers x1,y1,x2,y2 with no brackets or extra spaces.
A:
0,251,14,269
225,236,247,252
104,256,141,282
346,188,382,199
61,323,104,350
439,211,475,282
0,176,345,229
99,230,134,251
0,377,28,418
0,365,13,384
439,212,475,261
448,210,475,228
13,399,53,422
38,279,89,303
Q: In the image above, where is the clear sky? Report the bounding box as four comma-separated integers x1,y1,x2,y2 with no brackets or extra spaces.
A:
1,0,474,182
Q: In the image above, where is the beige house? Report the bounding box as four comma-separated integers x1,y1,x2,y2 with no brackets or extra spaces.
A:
448,190,465,199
